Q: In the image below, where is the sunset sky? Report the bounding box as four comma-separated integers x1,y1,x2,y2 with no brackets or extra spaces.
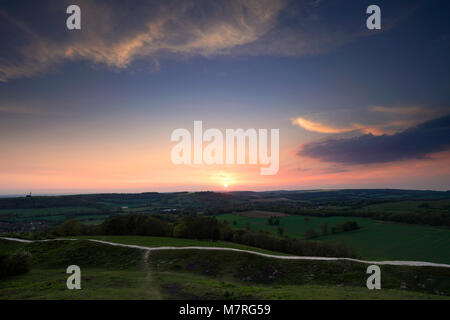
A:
0,0,449,194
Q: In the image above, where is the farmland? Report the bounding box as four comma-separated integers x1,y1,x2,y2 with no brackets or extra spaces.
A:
217,213,450,264
1,190,449,231
1,189,449,264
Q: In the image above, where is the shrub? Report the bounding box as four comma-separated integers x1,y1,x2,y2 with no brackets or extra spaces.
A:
304,227,318,239
0,251,31,280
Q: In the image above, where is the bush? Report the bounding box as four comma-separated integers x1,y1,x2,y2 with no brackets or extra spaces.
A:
304,227,318,239
100,214,172,237
0,251,31,280
331,221,360,234
173,216,220,240
54,219,89,236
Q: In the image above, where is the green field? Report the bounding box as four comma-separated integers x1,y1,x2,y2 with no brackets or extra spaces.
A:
65,235,290,256
1,239,449,300
356,199,450,215
217,214,450,264
0,206,111,225
0,206,100,218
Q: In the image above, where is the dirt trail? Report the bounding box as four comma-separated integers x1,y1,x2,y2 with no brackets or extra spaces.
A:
140,249,162,300
2,237,450,268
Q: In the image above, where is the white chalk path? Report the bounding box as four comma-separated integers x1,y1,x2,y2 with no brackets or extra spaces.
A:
1,237,450,269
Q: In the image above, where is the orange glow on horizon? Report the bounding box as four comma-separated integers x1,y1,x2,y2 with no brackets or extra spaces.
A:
1,138,450,193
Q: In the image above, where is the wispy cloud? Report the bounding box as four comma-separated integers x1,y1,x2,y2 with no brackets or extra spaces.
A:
370,105,428,115
293,106,450,136
292,117,360,134
291,116,408,136
0,105,45,115
0,0,284,81
0,0,395,82
370,105,450,117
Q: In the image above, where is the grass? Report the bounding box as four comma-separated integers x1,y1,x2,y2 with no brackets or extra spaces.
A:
0,207,114,225
0,206,101,220
357,199,450,215
0,268,158,300
65,235,291,256
217,214,450,264
1,239,449,300
0,239,26,255
154,272,449,300
26,240,142,269
149,249,450,296
0,240,158,300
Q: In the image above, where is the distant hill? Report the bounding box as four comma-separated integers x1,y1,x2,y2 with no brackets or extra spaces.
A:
0,189,449,232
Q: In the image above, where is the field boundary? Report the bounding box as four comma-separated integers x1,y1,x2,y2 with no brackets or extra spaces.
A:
2,236,450,268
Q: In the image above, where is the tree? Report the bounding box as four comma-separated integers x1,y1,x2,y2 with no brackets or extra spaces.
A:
277,226,284,236
54,219,86,236
320,223,328,236
304,227,317,239
172,216,221,240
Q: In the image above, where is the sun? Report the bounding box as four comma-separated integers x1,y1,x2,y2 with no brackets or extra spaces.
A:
210,171,236,190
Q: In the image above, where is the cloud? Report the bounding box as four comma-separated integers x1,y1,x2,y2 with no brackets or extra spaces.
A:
0,106,45,114
370,105,450,117
370,105,430,115
292,117,360,134
293,106,450,136
291,116,412,136
0,0,393,81
298,114,450,164
0,0,284,81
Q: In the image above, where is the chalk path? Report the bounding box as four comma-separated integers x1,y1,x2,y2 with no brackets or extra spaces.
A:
1,237,449,268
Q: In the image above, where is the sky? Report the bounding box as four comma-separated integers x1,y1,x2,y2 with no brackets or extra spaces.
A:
0,0,449,194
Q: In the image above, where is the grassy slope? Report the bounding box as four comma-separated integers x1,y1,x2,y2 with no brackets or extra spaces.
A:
154,272,448,300
0,240,157,300
0,268,155,300
1,239,449,300
217,214,450,264
0,239,25,255
150,250,450,299
65,235,290,256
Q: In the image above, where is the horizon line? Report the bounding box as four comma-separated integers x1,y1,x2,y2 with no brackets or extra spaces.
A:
0,187,449,198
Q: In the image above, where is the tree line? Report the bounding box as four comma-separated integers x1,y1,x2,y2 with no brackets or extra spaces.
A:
47,214,357,258
304,221,360,239
252,201,450,227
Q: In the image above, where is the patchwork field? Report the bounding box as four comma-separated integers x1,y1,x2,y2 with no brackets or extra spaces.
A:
217,214,450,264
236,210,288,217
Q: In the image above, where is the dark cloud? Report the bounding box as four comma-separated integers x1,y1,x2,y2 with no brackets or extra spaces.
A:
299,114,450,164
